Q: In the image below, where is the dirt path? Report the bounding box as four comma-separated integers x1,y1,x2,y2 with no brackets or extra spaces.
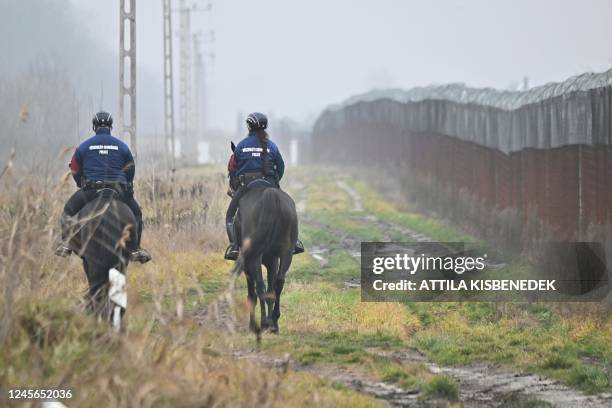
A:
195,294,432,407
194,177,612,407
375,349,612,408
192,253,437,407
336,180,364,212
231,350,428,408
197,291,612,408
429,364,612,408
332,179,612,408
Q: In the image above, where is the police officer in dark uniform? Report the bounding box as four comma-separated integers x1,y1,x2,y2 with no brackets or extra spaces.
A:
54,111,151,263
224,112,304,260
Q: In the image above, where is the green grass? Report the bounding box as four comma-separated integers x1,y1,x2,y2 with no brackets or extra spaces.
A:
283,168,612,395
566,365,610,394
308,209,388,242
263,328,438,394
300,222,339,248
351,179,478,244
423,375,459,400
2,255,387,407
410,302,612,393
255,277,427,394
382,367,417,389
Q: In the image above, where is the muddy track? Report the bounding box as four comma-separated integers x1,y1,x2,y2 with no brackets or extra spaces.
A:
327,180,612,407
193,277,426,406
194,295,433,407
375,349,612,408
231,351,430,408
193,179,612,407
336,180,364,212
196,293,612,407
192,263,441,406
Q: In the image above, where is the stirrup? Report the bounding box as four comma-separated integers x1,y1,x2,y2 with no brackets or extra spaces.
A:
293,239,305,255
54,243,72,258
130,248,152,264
224,245,239,261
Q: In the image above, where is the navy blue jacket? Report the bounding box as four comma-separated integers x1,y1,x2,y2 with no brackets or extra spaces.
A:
70,128,135,185
233,133,285,180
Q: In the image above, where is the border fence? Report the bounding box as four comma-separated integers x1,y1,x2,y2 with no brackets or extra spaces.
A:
310,70,612,241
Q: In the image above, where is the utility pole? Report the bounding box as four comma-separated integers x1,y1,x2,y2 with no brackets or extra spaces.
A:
119,0,137,155
193,31,214,133
193,34,203,132
163,0,176,174
177,1,212,164
179,0,193,162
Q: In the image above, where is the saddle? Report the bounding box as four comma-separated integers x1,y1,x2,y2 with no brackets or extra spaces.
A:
245,178,275,189
238,171,277,189
83,180,131,193
95,187,121,199
82,180,130,204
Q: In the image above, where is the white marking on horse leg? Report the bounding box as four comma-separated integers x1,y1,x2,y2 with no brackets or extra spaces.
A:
112,306,122,333
109,268,127,332
109,268,127,308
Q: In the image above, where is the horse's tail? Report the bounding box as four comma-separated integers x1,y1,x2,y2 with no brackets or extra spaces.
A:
242,188,284,263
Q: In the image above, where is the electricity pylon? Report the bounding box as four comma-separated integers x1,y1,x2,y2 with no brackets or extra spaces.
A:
119,0,137,155
163,0,176,173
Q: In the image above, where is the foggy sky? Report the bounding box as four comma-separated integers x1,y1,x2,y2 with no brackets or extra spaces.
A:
66,0,612,131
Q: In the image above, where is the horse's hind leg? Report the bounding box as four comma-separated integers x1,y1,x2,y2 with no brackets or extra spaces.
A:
83,259,109,317
246,274,260,337
271,252,293,334
250,257,269,331
263,255,279,330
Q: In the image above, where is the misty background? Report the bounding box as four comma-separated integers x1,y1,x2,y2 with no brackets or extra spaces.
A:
1,0,612,167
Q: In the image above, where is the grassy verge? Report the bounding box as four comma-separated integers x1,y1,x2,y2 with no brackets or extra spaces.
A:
0,168,384,407
4,163,608,407
257,280,449,396
286,167,612,394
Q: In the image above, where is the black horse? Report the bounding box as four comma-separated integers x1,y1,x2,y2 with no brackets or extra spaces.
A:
236,185,298,337
66,188,135,331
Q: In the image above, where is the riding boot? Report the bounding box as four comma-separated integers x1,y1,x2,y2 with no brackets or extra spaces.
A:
224,221,240,261
130,248,151,264
54,213,73,257
129,218,151,264
293,238,305,255
136,217,143,245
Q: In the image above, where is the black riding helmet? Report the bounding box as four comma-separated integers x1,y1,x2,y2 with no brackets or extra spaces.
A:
92,111,113,131
246,112,268,132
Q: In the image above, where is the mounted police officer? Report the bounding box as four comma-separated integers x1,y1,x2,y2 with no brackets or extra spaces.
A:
224,112,304,260
54,111,151,264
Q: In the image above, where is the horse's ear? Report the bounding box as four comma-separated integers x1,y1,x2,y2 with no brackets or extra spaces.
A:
231,141,236,152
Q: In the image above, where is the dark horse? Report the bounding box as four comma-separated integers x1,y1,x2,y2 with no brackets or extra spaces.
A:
67,188,135,331
237,184,298,337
